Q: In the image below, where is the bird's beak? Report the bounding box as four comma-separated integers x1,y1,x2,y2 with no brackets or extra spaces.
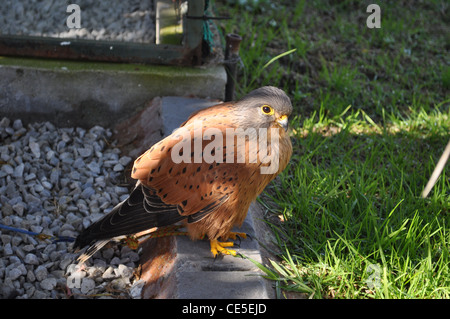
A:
276,115,289,131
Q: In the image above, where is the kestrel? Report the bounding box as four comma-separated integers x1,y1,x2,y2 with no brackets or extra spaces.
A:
74,86,293,262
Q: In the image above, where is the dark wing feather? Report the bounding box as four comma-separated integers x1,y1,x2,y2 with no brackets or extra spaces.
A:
74,182,228,249
74,182,182,249
186,195,228,223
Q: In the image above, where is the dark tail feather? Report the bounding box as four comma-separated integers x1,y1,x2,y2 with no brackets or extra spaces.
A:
73,182,185,250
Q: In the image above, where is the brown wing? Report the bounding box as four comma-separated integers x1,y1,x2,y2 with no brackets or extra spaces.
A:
74,104,236,249
132,104,238,216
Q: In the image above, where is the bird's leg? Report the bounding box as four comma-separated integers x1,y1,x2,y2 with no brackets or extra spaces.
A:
209,232,249,257
125,225,188,248
146,225,187,239
225,232,247,241
124,235,140,250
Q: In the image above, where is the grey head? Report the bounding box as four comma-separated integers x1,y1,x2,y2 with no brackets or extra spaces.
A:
234,86,293,130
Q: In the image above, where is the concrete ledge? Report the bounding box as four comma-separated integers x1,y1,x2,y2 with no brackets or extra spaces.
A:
140,203,274,299
0,57,226,128
174,203,273,299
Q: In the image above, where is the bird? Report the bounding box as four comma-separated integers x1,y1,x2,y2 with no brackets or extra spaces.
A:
74,86,293,263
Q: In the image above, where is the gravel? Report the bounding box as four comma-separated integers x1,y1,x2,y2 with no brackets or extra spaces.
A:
0,117,144,299
0,0,155,43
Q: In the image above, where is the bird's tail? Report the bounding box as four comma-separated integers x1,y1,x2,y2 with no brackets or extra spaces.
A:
76,239,112,265
73,182,186,263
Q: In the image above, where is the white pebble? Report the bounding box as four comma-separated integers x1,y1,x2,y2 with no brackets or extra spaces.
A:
117,264,134,278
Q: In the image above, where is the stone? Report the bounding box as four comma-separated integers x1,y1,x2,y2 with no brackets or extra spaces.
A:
12,202,25,216
34,265,48,282
119,156,132,166
80,278,96,294
102,267,117,279
87,161,101,174
77,147,93,158
102,247,115,260
8,268,22,281
27,270,36,282
24,253,40,265
113,163,124,171
2,164,14,175
117,264,134,278
29,140,41,158
3,243,13,255
12,119,23,130
129,280,145,299
40,277,57,291
13,163,25,177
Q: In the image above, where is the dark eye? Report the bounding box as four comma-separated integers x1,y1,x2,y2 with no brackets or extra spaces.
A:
261,105,274,115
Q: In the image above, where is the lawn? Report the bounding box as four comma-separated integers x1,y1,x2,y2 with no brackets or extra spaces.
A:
213,0,449,298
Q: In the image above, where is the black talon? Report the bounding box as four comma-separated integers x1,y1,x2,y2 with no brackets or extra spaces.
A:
235,235,242,246
213,253,224,261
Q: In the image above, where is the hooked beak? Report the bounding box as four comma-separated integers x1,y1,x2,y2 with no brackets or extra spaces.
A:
276,115,289,131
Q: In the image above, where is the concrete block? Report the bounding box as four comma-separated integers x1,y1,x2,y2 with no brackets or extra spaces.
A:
173,204,272,299
161,96,221,136
0,57,226,128
139,203,274,299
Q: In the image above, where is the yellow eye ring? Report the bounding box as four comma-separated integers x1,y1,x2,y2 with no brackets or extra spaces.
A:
261,105,274,115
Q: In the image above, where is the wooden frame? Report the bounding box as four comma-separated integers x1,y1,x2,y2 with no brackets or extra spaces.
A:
0,0,205,66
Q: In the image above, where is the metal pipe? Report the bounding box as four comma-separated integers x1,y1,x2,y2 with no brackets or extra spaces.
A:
224,33,242,102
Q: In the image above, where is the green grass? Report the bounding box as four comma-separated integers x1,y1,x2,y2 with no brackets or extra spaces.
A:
213,0,449,298
259,108,449,298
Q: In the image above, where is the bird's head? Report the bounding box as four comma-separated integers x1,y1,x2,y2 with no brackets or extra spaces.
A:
234,86,293,131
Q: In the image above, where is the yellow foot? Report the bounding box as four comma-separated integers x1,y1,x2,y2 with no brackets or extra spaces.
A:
210,239,237,257
209,232,248,257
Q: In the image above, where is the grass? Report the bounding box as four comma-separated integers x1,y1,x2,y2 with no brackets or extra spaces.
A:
213,0,449,298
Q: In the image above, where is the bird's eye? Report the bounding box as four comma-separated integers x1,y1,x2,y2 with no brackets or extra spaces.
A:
261,105,274,115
